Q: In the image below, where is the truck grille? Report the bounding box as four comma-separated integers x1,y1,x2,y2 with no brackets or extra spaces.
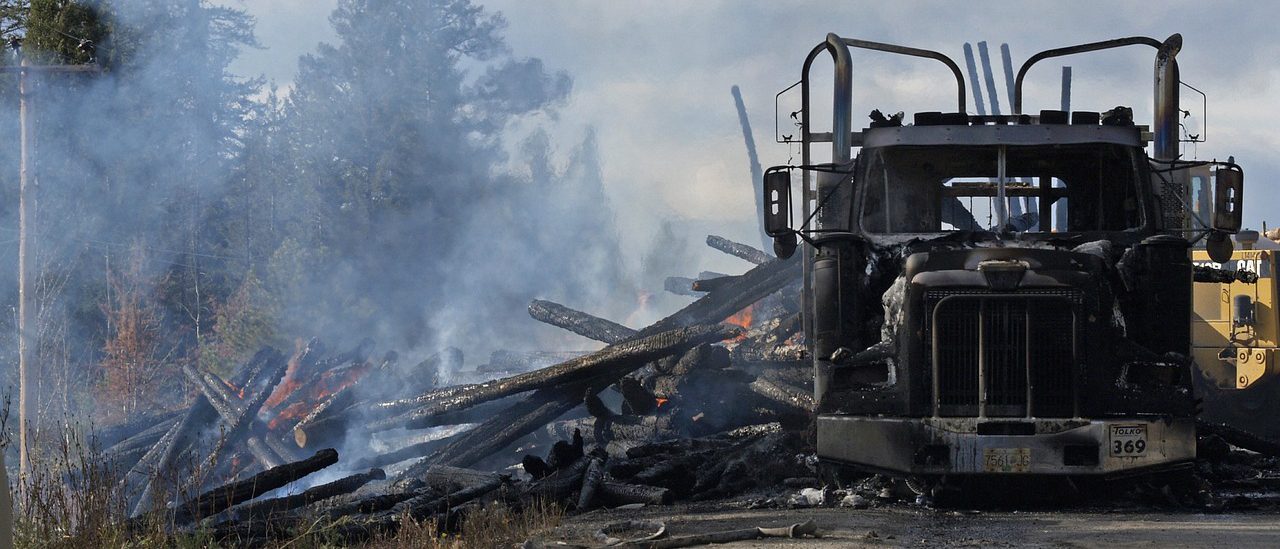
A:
926,290,1079,418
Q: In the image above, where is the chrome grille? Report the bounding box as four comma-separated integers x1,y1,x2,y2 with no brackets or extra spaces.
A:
927,290,1079,418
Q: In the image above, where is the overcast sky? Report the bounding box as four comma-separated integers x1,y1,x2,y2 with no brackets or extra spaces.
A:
222,0,1279,270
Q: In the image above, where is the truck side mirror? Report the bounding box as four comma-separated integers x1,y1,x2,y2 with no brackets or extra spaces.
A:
763,167,792,236
763,167,797,259
1214,164,1244,233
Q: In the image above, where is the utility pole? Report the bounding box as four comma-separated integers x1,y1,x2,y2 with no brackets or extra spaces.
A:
1,42,99,476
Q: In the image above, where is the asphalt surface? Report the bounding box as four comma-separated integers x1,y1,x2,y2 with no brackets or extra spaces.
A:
549,503,1280,547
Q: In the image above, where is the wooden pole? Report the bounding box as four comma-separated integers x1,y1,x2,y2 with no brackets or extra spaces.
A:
17,55,31,476
2,57,99,475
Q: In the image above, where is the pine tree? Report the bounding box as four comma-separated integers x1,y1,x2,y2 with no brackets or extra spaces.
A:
271,0,592,348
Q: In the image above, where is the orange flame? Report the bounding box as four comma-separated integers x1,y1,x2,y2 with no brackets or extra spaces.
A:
268,401,311,430
724,305,754,343
726,305,754,330
263,341,308,410
264,355,375,431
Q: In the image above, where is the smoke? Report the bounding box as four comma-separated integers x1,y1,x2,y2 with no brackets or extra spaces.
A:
0,0,674,435
263,0,641,365
0,1,264,421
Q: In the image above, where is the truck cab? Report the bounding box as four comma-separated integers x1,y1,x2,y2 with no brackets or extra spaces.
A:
762,34,1244,479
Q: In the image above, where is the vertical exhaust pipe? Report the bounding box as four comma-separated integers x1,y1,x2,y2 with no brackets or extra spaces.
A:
826,33,853,169
812,33,854,403
818,32,854,232
814,32,855,229
1153,34,1182,161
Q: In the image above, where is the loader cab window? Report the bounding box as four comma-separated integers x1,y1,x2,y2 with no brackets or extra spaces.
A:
859,143,1145,235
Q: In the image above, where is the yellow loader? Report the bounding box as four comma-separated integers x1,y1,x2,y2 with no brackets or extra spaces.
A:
1192,229,1280,438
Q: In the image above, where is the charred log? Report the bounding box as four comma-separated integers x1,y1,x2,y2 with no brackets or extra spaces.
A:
389,475,504,522
598,481,671,506
706,235,772,265
523,456,589,501
663,343,731,375
435,385,586,468
422,465,509,493
549,415,676,449
183,365,243,423
172,448,338,525
576,457,605,510
372,325,738,432
244,437,284,470
347,432,464,471
104,417,177,459
618,376,657,415
93,408,184,450
481,350,590,373
691,275,740,293
748,377,814,416
346,395,517,445
130,347,284,509
642,255,799,336
264,431,302,463
120,418,182,500
129,396,219,515
528,299,638,344
315,490,421,519
292,352,399,438
663,276,703,297
195,349,290,477
219,468,385,523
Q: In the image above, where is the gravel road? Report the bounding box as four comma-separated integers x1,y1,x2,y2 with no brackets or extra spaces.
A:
548,502,1280,547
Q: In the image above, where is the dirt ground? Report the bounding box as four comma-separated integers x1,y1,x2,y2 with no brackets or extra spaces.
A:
546,502,1280,547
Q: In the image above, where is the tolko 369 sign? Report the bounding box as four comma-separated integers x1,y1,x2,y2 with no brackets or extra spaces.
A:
1110,425,1148,456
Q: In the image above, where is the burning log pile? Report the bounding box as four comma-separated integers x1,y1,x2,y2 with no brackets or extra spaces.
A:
92,234,817,544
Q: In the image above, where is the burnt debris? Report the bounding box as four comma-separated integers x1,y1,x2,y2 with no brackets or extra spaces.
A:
88,232,820,544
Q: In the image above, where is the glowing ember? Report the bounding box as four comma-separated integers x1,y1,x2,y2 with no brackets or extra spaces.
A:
220,378,245,400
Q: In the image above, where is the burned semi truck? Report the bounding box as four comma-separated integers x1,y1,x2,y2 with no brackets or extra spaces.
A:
762,34,1245,478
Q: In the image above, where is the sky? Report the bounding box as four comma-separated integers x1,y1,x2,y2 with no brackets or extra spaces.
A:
221,0,1280,277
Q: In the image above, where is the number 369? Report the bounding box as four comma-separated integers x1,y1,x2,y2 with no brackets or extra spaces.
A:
1113,440,1146,454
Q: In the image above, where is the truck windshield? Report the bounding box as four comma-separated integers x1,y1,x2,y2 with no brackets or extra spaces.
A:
859,143,1145,234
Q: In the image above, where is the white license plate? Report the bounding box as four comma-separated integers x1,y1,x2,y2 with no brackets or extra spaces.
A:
983,447,1031,472
1110,424,1148,456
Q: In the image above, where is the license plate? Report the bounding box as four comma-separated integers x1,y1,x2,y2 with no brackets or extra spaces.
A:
1110,424,1148,456
983,448,1031,472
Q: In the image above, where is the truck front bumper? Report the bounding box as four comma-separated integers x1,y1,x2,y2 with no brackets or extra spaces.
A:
817,416,1195,476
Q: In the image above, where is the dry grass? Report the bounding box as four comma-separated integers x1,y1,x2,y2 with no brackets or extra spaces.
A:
12,428,131,548
362,499,564,549
7,421,563,548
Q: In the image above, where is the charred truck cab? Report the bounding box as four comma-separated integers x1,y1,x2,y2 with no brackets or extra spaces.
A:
763,34,1245,478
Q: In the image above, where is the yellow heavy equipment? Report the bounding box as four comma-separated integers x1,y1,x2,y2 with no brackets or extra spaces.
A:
1192,230,1280,438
